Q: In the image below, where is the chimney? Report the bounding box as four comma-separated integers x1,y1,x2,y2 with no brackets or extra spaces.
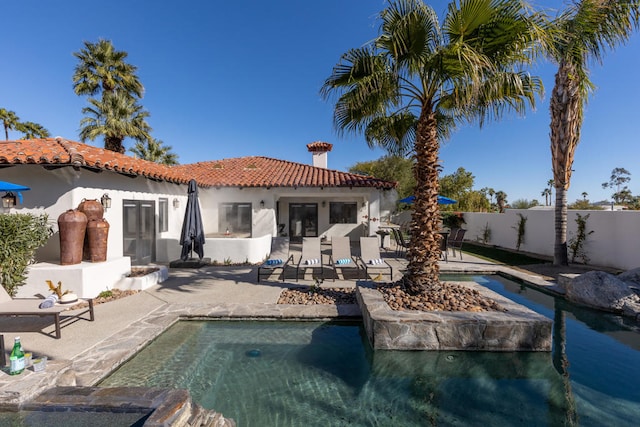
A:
306,141,333,169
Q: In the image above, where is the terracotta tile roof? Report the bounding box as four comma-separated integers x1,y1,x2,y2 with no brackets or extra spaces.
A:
0,138,396,190
0,138,193,185
172,157,396,189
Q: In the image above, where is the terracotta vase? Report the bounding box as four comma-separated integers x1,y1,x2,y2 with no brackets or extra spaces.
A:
78,199,105,260
58,209,87,265
86,218,110,262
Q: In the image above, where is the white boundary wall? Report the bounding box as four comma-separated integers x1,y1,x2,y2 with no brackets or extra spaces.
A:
463,209,640,271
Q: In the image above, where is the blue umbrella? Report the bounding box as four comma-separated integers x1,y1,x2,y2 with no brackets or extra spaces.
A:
399,195,457,205
0,180,30,203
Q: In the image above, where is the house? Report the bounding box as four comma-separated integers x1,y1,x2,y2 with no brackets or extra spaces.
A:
0,138,397,297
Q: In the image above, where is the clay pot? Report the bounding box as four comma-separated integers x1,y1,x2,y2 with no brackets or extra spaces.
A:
77,198,104,221
58,209,87,265
78,199,104,260
86,218,110,262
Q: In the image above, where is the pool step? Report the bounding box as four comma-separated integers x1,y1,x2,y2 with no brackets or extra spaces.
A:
188,403,236,427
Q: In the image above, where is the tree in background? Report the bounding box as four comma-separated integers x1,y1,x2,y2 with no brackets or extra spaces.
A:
568,198,602,210
0,108,20,140
73,38,143,99
511,199,540,209
79,91,151,153
548,1,640,266
601,167,632,204
15,121,50,139
542,187,552,206
481,187,496,207
73,39,151,154
349,156,415,199
1,108,50,140
130,138,179,165
322,0,544,295
439,167,489,212
495,191,508,213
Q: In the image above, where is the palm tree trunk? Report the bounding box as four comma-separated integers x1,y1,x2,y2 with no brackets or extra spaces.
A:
550,60,581,267
554,186,568,266
405,106,441,295
104,136,125,154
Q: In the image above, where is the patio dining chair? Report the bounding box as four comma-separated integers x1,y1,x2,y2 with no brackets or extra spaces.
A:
448,228,466,259
392,228,409,257
359,236,393,281
257,236,294,282
296,237,323,281
328,237,362,281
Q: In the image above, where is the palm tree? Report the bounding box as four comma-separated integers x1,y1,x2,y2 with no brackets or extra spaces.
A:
321,0,544,294
15,121,50,139
542,188,552,206
130,138,179,165
79,91,151,153
73,39,143,99
495,191,508,213
0,108,20,140
548,0,640,266
581,191,588,201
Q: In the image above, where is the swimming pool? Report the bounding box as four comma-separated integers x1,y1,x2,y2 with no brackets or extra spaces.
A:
100,274,640,426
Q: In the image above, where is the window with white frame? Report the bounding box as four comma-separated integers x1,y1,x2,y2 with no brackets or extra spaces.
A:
219,202,252,236
159,198,168,232
329,202,358,224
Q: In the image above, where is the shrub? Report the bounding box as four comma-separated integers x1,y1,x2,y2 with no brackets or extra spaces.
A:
441,212,465,229
0,213,53,296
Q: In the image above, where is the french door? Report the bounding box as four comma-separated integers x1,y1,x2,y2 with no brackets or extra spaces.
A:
289,203,318,243
123,200,155,265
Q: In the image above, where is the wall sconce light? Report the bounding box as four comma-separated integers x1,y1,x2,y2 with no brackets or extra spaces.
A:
2,192,16,208
321,201,326,208
100,193,112,210
362,201,367,207
173,198,180,209
259,200,265,209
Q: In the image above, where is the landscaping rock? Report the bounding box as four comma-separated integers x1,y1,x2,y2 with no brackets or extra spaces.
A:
565,270,640,313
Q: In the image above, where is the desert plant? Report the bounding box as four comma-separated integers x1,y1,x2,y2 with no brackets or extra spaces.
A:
513,213,527,251
0,213,53,296
480,223,492,244
46,280,70,298
568,213,594,264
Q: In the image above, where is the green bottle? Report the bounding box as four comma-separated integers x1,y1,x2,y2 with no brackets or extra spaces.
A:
9,336,25,375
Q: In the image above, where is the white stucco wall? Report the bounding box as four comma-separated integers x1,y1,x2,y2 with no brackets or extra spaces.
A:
463,209,640,271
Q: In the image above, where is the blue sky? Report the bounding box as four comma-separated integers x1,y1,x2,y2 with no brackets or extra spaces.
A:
2,0,639,204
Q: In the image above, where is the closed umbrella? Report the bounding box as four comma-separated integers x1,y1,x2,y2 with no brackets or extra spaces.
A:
179,179,205,260
399,195,457,205
0,180,30,204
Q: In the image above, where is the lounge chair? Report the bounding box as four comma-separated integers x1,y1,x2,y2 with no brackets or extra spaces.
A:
359,236,393,281
257,237,294,282
328,237,361,281
0,285,94,339
448,228,466,259
296,237,323,281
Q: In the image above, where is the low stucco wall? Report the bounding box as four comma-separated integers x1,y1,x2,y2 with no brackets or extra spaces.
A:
202,233,272,264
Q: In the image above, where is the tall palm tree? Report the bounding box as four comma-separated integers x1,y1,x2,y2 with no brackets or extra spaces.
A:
0,108,20,140
130,138,179,165
15,121,50,139
495,191,508,213
79,91,151,153
73,39,143,99
548,0,639,266
322,0,544,294
542,187,552,206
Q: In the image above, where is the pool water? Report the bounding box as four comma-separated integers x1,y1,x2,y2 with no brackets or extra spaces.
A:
100,275,640,426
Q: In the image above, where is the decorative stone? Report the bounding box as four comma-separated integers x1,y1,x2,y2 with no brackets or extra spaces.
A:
565,270,640,313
